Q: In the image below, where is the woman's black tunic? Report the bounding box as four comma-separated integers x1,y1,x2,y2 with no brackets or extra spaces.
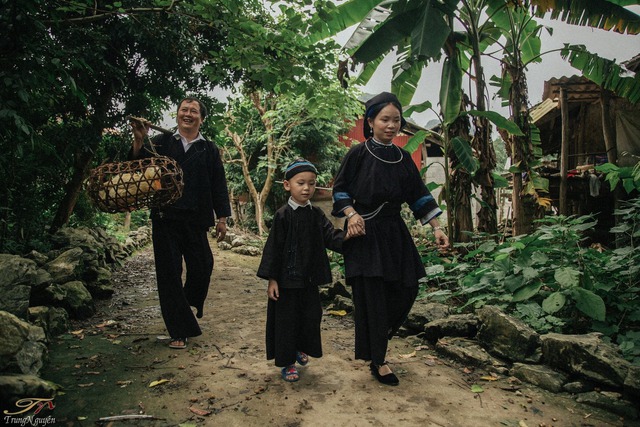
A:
331,139,442,288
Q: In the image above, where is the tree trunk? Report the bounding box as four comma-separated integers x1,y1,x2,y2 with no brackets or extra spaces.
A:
450,168,474,243
449,114,473,243
123,211,131,232
600,89,617,164
50,147,94,234
470,31,497,235
50,83,113,234
559,87,570,216
228,128,267,235
506,62,535,236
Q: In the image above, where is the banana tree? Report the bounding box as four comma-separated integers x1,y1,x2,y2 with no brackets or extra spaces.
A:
485,1,549,235
309,0,524,240
313,0,639,237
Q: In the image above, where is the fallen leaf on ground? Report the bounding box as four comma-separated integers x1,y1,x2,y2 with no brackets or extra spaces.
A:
78,383,94,388
414,345,429,351
327,310,347,316
71,329,84,335
399,351,416,359
470,384,484,393
95,320,116,328
480,375,499,381
189,406,212,416
148,379,170,388
117,380,132,388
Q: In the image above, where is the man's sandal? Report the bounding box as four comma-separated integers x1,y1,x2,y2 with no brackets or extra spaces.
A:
169,337,187,349
281,365,299,382
296,351,309,366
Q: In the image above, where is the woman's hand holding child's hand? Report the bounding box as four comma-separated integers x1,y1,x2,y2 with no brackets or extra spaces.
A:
346,213,366,239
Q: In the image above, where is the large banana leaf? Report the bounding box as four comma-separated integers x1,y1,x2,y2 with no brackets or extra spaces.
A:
307,0,393,43
561,44,640,103
391,39,425,105
404,100,433,116
354,57,384,86
530,0,640,35
350,4,429,62
405,130,430,154
466,110,524,136
487,1,543,66
410,1,451,59
451,136,480,173
440,55,463,126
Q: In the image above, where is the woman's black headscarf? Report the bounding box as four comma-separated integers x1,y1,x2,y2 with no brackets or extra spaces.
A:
363,91,407,139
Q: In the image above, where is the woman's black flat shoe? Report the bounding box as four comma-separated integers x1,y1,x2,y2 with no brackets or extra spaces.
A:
370,362,399,386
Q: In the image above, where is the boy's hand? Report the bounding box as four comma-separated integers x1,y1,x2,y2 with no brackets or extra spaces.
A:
267,279,279,301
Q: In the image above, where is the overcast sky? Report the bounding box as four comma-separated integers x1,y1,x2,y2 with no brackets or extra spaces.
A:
341,7,640,127
168,5,638,130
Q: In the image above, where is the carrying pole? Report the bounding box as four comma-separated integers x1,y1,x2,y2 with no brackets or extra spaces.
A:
127,115,173,135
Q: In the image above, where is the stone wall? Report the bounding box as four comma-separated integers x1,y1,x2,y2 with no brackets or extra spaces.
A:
0,225,151,410
406,302,640,420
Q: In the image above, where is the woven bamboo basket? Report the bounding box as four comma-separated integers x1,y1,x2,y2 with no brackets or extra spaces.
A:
86,156,184,213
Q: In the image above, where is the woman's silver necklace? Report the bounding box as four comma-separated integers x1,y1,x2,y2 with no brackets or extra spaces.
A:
365,138,403,164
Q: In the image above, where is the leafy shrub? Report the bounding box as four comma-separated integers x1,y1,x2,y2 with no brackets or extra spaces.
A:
420,199,640,363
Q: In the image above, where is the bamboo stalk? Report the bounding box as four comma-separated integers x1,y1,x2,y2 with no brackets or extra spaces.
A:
127,115,173,135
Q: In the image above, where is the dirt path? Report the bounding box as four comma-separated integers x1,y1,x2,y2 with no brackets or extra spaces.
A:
44,239,628,426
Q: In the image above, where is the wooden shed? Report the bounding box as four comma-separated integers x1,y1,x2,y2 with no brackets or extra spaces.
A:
530,75,640,244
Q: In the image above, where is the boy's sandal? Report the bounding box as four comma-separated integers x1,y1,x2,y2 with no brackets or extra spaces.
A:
281,365,299,382
169,337,187,349
296,351,309,366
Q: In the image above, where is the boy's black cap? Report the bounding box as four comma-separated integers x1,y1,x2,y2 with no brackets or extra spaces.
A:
284,158,318,180
363,91,407,138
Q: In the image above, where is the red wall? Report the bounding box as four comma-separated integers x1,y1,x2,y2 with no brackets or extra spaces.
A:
339,118,422,170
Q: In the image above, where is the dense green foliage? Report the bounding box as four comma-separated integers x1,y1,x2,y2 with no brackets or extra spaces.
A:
419,198,640,363
219,78,362,233
0,0,343,253
597,161,640,194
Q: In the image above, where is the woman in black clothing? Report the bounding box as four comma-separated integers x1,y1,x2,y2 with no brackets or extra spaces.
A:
332,92,449,385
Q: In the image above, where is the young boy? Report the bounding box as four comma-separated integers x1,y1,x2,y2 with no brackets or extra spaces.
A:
257,159,346,382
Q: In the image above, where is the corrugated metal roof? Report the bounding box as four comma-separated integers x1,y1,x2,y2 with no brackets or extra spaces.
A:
530,98,558,124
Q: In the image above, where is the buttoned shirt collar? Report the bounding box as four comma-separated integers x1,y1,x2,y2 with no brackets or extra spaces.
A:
174,131,205,152
288,197,311,210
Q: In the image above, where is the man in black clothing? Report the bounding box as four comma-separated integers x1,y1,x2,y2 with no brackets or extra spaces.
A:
130,97,231,349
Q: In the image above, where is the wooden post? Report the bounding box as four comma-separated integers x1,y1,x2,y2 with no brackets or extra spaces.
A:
123,211,131,232
559,87,570,216
600,89,617,164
